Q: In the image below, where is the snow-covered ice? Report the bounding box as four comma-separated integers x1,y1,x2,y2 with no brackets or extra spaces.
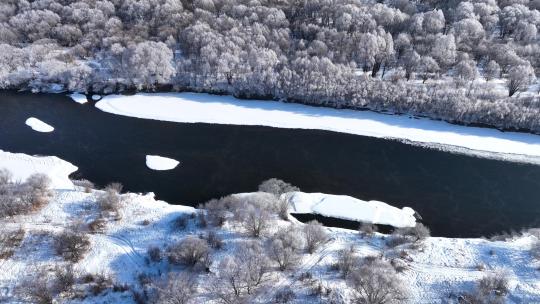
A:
287,192,417,228
96,93,540,162
25,117,54,133
69,92,87,104
0,150,77,189
91,94,101,101
145,155,180,170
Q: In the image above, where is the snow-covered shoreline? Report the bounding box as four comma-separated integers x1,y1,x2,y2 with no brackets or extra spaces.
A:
96,93,540,163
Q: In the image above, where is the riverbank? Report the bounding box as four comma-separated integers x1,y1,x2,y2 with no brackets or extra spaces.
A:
94,92,540,164
0,151,538,303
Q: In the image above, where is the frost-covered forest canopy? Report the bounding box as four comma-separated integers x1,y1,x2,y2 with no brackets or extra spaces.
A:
1,0,540,131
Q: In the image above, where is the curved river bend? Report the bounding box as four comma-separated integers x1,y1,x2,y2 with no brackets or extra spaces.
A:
1,91,540,238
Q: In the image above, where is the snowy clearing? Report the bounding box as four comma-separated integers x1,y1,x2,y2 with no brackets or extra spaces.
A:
25,117,54,133
0,150,77,189
287,192,417,228
145,155,180,170
69,93,87,104
0,152,538,303
97,93,540,162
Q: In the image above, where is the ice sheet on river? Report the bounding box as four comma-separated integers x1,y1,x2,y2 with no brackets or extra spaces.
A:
96,93,540,162
287,192,417,228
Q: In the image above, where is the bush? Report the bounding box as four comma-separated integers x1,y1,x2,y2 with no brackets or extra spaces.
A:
167,237,210,268
239,204,272,238
0,168,12,185
268,226,304,271
147,246,162,262
54,230,91,262
97,187,121,218
358,223,378,237
172,214,190,230
303,220,329,254
347,259,407,304
16,273,54,304
335,246,357,277
90,273,113,295
391,223,430,245
88,217,107,233
72,179,95,193
462,272,510,303
274,287,296,303
0,173,53,218
206,230,224,250
532,241,540,260
0,227,25,259
258,178,299,197
53,265,75,294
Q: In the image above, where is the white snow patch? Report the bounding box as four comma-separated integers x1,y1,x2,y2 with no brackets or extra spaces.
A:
91,94,101,101
146,155,180,170
25,117,54,133
0,150,77,189
96,93,540,162
287,192,417,228
69,92,87,104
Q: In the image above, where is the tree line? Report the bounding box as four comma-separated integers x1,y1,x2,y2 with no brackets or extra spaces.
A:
1,0,540,132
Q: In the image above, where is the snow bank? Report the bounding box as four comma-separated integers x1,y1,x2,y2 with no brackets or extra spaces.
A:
0,150,77,189
145,155,180,170
96,93,540,161
287,192,417,228
69,93,87,104
25,117,54,133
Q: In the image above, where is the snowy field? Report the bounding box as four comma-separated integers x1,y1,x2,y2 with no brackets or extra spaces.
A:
0,152,538,303
96,93,540,163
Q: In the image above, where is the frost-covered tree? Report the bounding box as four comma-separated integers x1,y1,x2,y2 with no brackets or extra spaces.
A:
122,41,174,89
507,63,536,96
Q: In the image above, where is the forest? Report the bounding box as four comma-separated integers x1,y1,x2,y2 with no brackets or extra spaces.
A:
1,0,540,132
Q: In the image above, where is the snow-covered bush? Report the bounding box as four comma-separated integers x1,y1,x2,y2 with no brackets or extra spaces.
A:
16,273,55,304
147,246,162,262
54,230,91,262
53,265,75,294
347,259,407,304
205,230,224,250
0,168,12,185
238,204,272,238
304,220,329,254
0,172,52,218
335,246,357,278
532,241,540,260
166,237,210,268
268,225,305,271
72,179,95,193
258,178,299,197
358,223,378,237
392,223,431,243
209,240,271,302
274,287,296,303
0,227,25,259
462,271,510,303
97,185,122,219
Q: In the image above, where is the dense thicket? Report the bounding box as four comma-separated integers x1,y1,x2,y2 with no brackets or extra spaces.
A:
1,0,540,131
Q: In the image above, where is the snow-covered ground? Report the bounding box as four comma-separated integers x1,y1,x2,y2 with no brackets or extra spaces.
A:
287,192,417,228
0,152,538,303
25,117,54,133
96,93,540,163
145,155,180,171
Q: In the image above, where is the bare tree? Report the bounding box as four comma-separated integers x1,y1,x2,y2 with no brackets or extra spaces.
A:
507,63,535,97
347,259,407,304
336,246,357,278
303,220,328,254
167,237,210,268
156,273,197,304
239,204,272,238
258,178,299,197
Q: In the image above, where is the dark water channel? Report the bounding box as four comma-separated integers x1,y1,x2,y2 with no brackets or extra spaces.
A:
1,91,540,238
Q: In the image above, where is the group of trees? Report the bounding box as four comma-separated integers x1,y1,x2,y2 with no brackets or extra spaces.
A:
1,0,540,131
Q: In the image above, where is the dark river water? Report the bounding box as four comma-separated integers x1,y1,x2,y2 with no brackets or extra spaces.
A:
1,91,540,238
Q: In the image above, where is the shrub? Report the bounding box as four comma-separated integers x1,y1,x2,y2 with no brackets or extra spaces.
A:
393,223,431,242
16,273,54,304
303,220,328,254
274,287,296,303
347,259,407,304
268,226,304,271
258,178,299,197
53,265,75,294
532,241,540,260
97,187,121,218
88,217,107,233
462,272,510,304
172,214,190,230
54,230,91,262
72,179,95,193
239,204,272,238
206,230,224,250
90,273,113,295
0,227,25,259
106,182,123,193
0,168,12,185
167,237,210,267
358,223,378,236
147,246,162,262
335,246,357,277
